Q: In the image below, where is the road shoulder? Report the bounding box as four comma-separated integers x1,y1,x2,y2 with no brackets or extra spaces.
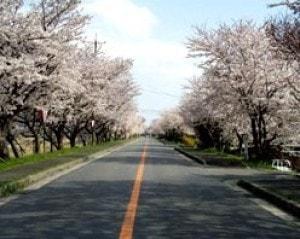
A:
237,178,300,219
0,139,136,201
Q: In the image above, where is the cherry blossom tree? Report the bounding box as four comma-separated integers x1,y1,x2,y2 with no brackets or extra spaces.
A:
185,21,298,157
0,0,49,157
180,76,229,149
0,0,142,158
0,0,89,155
151,109,185,142
267,0,300,103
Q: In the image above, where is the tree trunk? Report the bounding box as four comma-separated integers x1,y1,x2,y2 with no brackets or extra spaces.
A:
0,119,10,159
6,122,20,158
251,117,260,156
54,123,66,151
7,137,19,158
235,130,243,153
80,135,87,146
258,112,263,151
33,133,40,154
57,133,64,150
70,135,76,148
96,134,100,144
54,129,64,150
0,137,9,159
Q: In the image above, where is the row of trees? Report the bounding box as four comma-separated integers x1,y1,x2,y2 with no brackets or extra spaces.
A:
0,0,144,159
150,109,185,142
154,1,299,159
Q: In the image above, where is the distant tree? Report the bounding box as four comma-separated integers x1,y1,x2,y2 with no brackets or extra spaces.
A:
152,109,185,142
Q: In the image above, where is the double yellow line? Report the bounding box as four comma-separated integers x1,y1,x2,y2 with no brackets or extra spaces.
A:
119,144,148,239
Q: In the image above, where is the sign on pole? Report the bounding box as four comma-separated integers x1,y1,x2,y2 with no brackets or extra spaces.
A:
35,108,48,123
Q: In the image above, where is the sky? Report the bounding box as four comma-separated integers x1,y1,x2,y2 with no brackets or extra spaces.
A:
82,0,282,124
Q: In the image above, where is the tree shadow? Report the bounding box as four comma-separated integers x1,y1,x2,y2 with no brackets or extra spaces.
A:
0,179,299,238
102,144,195,167
135,181,300,238
0,180,132,239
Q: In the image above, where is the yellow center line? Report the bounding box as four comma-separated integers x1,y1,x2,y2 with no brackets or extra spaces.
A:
119,144,148,239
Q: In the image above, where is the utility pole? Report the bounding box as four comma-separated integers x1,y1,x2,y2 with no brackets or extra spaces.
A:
90,35,97,146
94,34,98,55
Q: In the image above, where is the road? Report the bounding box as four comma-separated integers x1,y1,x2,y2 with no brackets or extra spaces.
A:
0,138,299,238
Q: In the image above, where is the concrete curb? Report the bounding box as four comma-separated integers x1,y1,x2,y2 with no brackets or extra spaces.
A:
237,179,300,219
0,140,135,198
174,147,207,166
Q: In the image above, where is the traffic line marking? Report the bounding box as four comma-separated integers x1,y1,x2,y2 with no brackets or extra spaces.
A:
119,144,147,239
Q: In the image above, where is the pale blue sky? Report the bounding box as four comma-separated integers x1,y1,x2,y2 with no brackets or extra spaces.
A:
134,0,280,40
83,0,284,124
29,0,284,123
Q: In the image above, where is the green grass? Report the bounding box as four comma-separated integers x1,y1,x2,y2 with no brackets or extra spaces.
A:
200,148,243,160
0,140,126,173
182,147,244,167
181,147,275,169
0,181,22,197
244,159,273,170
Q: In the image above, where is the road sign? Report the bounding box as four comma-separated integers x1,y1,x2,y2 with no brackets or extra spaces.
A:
35,108,47,123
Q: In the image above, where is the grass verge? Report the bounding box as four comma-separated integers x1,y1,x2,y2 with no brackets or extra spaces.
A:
0,139,132,197
179,147,274,169
181,147,245,167
0,140,126,172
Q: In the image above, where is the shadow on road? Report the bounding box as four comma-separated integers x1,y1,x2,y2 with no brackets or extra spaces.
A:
0,180,132,239
0,178,299,239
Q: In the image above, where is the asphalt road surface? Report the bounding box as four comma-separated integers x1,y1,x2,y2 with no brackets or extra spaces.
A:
0,138,299,238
